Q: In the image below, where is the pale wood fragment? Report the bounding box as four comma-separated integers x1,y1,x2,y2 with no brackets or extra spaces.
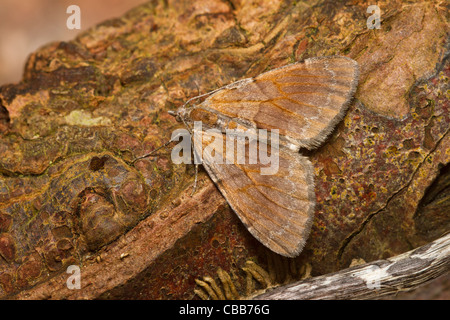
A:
254,233,450,300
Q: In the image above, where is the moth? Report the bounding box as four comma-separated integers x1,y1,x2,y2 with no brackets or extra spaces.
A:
137,56,359,257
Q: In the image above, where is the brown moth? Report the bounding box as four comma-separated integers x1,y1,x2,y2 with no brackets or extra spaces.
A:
141,56,359,257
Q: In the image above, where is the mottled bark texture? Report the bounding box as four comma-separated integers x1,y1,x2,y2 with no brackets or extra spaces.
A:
0,0,448,299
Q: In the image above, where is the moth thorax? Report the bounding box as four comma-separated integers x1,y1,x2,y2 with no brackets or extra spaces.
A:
189,108,219,126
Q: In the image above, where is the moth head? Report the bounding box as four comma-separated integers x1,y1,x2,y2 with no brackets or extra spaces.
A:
168,107,186,123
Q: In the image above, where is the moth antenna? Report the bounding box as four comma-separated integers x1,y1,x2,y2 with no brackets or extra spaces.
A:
182,86,225,109
182,77,253,109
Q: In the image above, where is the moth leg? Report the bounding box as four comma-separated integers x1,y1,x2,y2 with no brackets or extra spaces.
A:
132,133,182,164
191,163,199,196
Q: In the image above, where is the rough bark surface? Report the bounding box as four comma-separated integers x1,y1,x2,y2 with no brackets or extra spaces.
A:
0,0,449,299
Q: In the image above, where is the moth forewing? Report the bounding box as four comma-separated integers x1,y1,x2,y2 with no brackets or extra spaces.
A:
200,56,359,150
194,130,316,257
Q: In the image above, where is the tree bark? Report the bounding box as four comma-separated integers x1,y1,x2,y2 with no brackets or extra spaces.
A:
0,0,449,299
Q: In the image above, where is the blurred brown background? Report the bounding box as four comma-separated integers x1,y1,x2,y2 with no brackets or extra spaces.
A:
0,0,147,85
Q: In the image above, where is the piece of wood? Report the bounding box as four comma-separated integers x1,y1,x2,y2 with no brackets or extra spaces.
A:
255,233,450,300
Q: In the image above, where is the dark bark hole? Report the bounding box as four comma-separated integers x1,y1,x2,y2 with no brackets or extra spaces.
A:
0,98,10,124
414,162,450,239
89,156,109,171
